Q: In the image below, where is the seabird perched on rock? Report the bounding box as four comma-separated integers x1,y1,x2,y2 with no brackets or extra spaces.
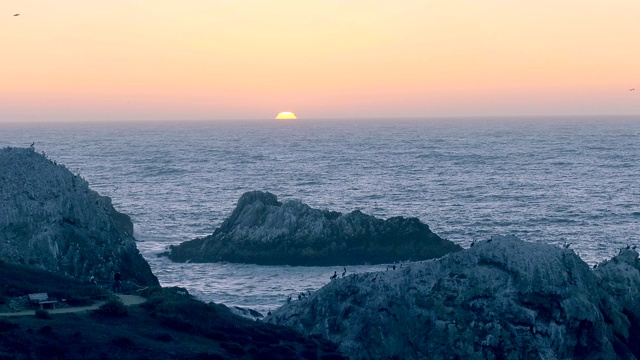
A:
330,271,337,280
30,142,34,148
563,242,571,249
593,264,598,269
392,265,396,270
342,268,347,277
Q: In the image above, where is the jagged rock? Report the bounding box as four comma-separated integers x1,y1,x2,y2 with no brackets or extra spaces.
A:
266,236,640,359
228,306,264,320
0,147,158,286
168,191,462,265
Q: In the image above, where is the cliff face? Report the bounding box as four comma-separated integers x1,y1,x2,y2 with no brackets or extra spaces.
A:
168,191,462,266
0,147,158,286
266,236,640,359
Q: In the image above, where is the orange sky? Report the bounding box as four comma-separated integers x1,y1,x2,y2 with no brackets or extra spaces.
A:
1,1,639,122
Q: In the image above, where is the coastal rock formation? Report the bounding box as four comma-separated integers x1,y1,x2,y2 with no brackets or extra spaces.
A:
168,191,462,265
0,147,158,286
267,236,640,359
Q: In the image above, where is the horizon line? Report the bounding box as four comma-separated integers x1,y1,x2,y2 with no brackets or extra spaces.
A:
1,113,640,125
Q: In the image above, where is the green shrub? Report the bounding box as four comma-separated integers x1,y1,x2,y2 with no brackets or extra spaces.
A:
160,315,192,333
0,261,107,300
111,336,135,347
155,333,173,342
94,298,128,317
38,325,53,334
34,309,51,319
206,330,229,342
36,344,65,358
196,353,225,360
0,319,19,332
220,342,246,357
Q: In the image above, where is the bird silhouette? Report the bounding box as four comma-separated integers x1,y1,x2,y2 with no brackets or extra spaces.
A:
630,88,635,91
13,14,20,17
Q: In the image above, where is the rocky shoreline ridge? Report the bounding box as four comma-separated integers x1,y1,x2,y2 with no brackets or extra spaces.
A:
0,147,158,286
4,146,639,358
266,235,640,359
167,190,462,265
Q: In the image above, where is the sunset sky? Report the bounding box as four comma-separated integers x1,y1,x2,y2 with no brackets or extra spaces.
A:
1,1,639,122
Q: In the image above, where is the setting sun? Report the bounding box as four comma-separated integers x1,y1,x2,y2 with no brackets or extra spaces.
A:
275,112,297,120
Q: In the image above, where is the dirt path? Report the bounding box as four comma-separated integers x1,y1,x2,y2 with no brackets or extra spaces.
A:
0,294,146,317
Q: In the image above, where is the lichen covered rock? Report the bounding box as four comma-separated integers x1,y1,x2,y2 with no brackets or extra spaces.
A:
0,147,158,286
168,191,461,265
267,236,640,359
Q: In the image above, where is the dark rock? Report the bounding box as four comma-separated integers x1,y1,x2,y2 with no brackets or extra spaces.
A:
267,236,640,359
168,191,462,265
0,147,158,286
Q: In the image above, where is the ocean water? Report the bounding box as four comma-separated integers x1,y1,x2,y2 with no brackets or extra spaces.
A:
1,116,639,313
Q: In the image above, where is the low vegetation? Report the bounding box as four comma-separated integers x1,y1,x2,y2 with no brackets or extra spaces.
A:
93,297,128,317
0,269,345,359
0,261,107,311
34,309,51,320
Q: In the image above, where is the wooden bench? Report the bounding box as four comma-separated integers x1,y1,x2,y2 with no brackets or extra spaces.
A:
28,293,58,310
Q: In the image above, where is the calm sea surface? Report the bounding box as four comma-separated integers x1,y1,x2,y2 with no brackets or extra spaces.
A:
1,117,639,313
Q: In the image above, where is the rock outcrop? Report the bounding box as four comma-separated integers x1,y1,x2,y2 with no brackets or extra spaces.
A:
168,191,462,266
0,147,158,286
266,236,640,359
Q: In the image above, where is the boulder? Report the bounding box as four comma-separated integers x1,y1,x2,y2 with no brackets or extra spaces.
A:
0,147,158,286
267,236,640,359
168,190,462,265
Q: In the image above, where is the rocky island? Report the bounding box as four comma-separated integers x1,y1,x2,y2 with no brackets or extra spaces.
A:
0,147,158,286
167,190,462,265
266,236,640,359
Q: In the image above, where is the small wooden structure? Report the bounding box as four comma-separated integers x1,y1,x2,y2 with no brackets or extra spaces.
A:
28,293,58,309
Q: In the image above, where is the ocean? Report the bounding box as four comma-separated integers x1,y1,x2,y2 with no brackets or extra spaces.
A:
1,116,639,313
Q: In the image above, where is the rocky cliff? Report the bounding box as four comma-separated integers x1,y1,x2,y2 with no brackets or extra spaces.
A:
266,236,640,359
168,191,462,265
0,147,158,286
